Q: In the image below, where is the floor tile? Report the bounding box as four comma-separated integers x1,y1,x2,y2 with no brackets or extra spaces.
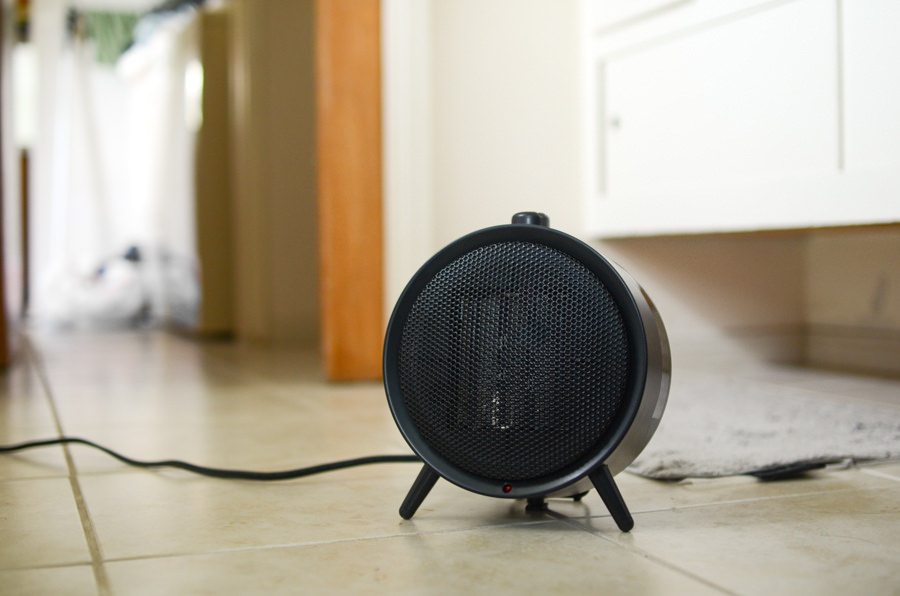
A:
0,565,96,596
60,418,409,477
545,467,899,521
36,354,249,428
0,448,69,483
29,331,408,476
0,359,68,481
0,478,91,569
0,358,57,433
29,331,248,427
105,521,721,595
859,461,900,482
570,486,900,595
79,464,564,560
58,383,409,475
199,341,325,387
31,330,316,400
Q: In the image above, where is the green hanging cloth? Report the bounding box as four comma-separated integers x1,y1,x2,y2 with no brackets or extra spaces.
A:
84,12,140,65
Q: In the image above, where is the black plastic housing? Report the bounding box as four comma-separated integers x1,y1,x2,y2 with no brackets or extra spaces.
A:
383,222,649,500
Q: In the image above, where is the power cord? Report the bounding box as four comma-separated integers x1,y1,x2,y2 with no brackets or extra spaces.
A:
0,437,420,480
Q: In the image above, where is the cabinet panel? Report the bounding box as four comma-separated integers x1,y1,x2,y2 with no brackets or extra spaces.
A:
588,0,687,31
844,0,900,170
603,0,836,202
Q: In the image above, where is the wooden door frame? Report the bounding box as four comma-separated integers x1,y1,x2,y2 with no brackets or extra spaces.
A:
315,0,384,380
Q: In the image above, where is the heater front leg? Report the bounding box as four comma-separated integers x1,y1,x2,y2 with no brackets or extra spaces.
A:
589,465,634,532
399,464,440,519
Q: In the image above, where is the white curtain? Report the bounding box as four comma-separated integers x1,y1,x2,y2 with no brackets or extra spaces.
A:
30,0,200,327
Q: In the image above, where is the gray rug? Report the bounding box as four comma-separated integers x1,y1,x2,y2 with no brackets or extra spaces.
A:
627,372,900,480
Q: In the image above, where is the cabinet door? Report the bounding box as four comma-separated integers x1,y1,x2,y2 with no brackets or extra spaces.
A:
588,0,687,31
593,0,839,234
844,0,900,170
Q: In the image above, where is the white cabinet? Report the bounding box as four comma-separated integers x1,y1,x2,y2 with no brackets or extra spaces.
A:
604,0,835,208
844,0,900,170
587,0,687,31
583,0,900,236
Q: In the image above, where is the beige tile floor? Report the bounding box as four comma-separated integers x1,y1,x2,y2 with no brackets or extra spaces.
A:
1,330,899,595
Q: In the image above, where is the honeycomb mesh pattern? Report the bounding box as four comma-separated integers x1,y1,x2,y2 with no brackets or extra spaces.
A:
397,241,630,481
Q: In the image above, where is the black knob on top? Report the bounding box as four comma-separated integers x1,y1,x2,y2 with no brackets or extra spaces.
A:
511,212,550,227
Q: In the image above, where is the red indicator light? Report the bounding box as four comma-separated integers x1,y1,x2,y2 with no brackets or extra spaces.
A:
502,483,512,493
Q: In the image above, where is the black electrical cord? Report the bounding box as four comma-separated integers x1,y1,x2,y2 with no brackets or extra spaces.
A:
0,437,420,480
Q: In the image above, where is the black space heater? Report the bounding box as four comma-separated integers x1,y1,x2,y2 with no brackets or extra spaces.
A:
383,212,670,531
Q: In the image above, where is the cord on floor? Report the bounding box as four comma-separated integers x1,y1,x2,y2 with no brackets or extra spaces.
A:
0,437,420,480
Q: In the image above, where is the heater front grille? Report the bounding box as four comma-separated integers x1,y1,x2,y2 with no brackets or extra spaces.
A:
397,241,631,481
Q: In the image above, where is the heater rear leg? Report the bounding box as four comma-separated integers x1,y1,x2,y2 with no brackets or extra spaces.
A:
589,465,634,532
399,465,440,520
526,497,548,512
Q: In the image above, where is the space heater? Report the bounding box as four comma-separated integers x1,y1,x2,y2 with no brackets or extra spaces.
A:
383,213,670,531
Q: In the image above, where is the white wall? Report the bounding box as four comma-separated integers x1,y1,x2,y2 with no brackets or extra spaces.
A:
429,0,584,243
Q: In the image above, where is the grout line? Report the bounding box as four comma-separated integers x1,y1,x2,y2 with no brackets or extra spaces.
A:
0,561,96,573
23,336,113,596
567,481,900,524
859,468,900,483
557,482,854,521
624,484,866,513
546,510,734,595
594,531,737,595
98,518,558,566
0,471,74,484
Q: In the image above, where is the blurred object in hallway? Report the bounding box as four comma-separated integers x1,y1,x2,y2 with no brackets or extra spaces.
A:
25,0,217,331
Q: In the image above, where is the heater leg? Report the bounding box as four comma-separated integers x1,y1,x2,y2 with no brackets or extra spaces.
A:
526,497,548,512
589,465,634,532
399,465,440,520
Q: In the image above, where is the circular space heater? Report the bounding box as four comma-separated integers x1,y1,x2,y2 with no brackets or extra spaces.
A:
384,213,670,531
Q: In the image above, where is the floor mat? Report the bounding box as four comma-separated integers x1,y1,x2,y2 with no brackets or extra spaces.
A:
627,370,900,480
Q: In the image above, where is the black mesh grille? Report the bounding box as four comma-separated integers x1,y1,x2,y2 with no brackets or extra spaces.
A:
397,241,630,481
